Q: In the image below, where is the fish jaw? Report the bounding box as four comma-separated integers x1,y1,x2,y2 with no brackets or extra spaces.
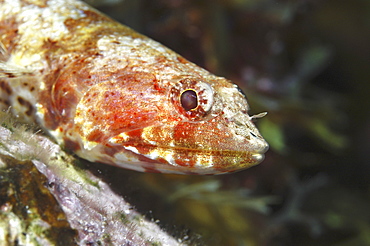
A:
106,121,268,174
72,137,268,175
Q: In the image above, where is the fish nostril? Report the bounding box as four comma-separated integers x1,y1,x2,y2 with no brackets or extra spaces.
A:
250,131,257,138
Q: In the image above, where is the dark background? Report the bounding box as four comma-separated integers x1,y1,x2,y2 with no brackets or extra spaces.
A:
86,0,370,245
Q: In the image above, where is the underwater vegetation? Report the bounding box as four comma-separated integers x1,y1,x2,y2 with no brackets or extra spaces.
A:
1,0,369,245
0,111,184,245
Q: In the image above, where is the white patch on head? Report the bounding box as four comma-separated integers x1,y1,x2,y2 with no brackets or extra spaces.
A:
168,141,175,147
163,151,176,165
94,35,183,76
109,132,130,144
2,0,87,70
83,139,99,151
119,145,178,167
123,146,139,154
197,81,214,112
134,148,178,166
147,140,158,145
96,36,165,66
35,103,45,121
195,154,214,168
149,149,171,163
39,81,46,90
218,86,249,119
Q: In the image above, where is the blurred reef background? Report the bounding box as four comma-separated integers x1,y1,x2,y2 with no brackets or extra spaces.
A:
1,0,369,245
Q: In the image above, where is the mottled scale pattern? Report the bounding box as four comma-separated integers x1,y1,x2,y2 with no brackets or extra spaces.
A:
0,0,268,174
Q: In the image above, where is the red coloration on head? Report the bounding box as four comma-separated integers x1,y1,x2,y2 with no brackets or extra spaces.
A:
0,0,268,174
176,56,189,64
175,158,196,168
67,63,268,174
74,72,167,142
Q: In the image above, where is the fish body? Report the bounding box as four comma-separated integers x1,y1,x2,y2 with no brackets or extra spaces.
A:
0,0,268,174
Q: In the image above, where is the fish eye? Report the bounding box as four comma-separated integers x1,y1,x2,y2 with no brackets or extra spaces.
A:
180,89,198,111
171,78,215,121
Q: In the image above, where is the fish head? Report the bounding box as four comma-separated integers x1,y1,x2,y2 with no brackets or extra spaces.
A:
81,73,269,174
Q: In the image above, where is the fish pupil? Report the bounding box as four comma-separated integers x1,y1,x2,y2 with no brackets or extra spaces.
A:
180,89,198,111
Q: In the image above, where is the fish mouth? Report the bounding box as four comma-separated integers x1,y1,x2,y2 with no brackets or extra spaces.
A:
108,132,269,174
120,143,269,175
